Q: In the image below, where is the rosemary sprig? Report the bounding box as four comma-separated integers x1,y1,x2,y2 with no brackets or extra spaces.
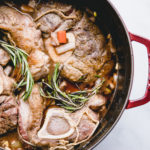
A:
40,63,104,112
0,40,34,100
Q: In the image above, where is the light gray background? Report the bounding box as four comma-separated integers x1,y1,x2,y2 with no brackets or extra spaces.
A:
94,0,150,150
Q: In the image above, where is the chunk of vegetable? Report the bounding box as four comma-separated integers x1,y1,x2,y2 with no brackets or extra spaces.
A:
11,140,22,148
51,32,59,46
45,38,72,63
56,43,75,54
56,32,75,54
57,31,67,44
1,140,9,147
104,88,112,95
21,4,34,13
93,11,97,17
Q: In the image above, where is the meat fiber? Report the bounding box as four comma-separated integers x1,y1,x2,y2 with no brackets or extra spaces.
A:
18,84,46,142
0,6,44,54
0,95,17,135
61,13,111,83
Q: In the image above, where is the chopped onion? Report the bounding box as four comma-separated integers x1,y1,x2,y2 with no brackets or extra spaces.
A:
56,43,75,54
45,38,72,63
51,32,60,46
55,32,75,54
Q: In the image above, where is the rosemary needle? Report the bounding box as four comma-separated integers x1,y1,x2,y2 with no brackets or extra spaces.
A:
0,40,34,100
40,63,105,112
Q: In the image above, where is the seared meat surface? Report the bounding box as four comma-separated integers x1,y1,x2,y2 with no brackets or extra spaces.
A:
0,95,17,135
61,13,111,83
0,6,44,54
18,84,46,141
28,50,50,80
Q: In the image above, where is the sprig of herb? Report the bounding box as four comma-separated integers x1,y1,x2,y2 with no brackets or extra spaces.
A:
0,40,34,100
40,63,104,112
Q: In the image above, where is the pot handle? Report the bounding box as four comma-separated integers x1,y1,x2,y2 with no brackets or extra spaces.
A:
126,32,150,109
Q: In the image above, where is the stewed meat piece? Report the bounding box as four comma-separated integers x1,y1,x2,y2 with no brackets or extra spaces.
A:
0,6,51,80
88,94,106,111
33,1,82,37
0,6,44,53
61,13,111,83
0,1,114,150
40,4,112,83
28,50,50,80
18,84,46,141
0,95,17,135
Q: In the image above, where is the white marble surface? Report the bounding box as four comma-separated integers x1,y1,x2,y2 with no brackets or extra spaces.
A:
94,0,150,150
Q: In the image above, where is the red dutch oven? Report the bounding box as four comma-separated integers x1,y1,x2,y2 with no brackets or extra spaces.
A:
0,0,150,150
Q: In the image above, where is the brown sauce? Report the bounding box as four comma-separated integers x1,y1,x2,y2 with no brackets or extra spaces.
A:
64,81,80,93
0,130,24,150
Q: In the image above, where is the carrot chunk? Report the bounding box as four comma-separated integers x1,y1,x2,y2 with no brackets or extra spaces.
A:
57,31,67,44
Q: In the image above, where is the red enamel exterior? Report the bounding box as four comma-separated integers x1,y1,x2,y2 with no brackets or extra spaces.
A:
126,33,150,109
